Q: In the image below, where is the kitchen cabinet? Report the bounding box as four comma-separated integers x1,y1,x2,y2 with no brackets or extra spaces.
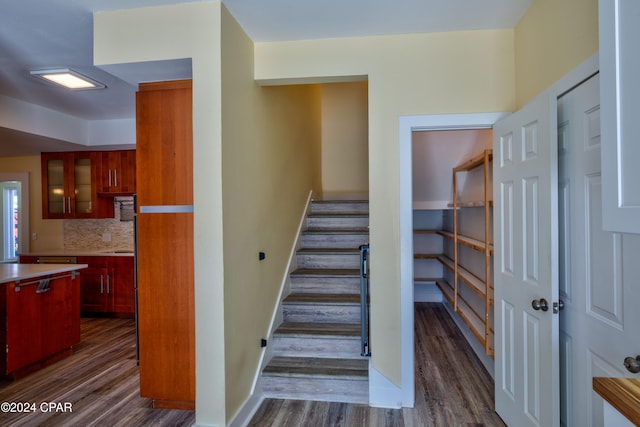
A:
77,256,134,317
136,79,194,410
98,150,136,195
0,270,81,379
41,152,97,219
41,152,114,219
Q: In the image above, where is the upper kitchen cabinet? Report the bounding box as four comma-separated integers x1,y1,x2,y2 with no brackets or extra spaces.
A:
599,0,640,233
97,150,136,195
136,80,193,207
42,152,97,219
41,152,114,219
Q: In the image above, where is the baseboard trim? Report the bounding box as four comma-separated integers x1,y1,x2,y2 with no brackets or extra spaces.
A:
226,391,265,427
368,364,405,409
442,300,494,378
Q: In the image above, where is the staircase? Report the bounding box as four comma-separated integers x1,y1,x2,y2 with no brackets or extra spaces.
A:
261,199,370,404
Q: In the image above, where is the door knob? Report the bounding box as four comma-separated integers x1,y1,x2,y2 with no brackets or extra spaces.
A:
624,355,640,374
531,298,549,312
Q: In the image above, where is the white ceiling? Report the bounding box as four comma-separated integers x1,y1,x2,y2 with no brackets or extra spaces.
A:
0,0,532,156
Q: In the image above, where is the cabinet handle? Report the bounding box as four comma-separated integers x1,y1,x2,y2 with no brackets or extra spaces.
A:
113,169,118,188
107,275,111,294
67,197,72,214
108,170,112,187
100,275,104,294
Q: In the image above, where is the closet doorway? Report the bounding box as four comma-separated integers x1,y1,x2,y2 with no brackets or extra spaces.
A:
411,128,495,376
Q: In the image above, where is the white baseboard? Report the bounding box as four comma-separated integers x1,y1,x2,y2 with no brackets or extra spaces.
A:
368,364,404,409
442,300,494,378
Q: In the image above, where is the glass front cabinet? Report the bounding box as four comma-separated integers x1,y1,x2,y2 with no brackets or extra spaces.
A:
41,152,99,219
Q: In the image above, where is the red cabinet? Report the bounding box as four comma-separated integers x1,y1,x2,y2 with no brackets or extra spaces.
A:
0,273,81,378
98,150,136,195
78,256,134,317
136,79,194,410
41,152,114,219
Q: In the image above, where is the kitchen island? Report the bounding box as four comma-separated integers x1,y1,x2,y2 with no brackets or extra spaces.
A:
0,263,87,379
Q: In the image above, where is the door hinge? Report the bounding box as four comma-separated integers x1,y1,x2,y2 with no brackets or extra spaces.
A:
553,299,565,314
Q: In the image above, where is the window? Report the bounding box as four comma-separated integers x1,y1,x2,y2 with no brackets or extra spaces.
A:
0,173,29,263
2,183,19,261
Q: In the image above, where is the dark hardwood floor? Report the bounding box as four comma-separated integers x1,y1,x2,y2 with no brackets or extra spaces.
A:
0,317,195,427
0,303,504,426
248,303,506,426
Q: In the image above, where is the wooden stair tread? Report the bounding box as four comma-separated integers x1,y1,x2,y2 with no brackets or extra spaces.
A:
263,357,368,379
291,268,360,277
297,248,360,254
275,322,360,337
303,229,369,234
308,212,369,217
283,293,360,304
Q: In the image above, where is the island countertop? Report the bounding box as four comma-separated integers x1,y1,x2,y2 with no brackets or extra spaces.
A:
0,263,88,284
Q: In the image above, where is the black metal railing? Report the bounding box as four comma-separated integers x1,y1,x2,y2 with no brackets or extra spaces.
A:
359,243,371,357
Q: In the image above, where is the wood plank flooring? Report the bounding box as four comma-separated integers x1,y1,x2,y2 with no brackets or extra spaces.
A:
0,317,195,427
0,303,504,426
248,302,506,426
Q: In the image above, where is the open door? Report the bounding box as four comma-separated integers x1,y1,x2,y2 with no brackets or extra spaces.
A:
493,91,560,427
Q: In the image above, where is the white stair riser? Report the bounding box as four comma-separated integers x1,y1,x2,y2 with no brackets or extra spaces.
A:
307,217,369,230
296,253,360,269
290,277,360,294
301,233,369,248
271,336,363,359
283,304,360,323
310,202,369,214
262,376,368,404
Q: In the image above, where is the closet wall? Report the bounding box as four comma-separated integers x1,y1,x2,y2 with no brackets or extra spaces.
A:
412,128,494,373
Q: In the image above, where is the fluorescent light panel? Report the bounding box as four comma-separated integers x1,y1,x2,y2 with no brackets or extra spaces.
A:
30,68,105,90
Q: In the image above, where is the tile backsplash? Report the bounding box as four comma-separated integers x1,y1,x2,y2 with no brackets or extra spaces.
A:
63,199,134,251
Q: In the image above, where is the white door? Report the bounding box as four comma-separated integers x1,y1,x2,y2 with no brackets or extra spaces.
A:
599,0,640,233
493,91,560,427
559,73,640,427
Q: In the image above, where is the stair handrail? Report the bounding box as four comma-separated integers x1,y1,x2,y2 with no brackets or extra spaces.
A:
359,243,371,357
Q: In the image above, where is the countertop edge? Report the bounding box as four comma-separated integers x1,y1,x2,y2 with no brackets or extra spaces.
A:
19,251,134,257
0,264,88,284
593,377,640,426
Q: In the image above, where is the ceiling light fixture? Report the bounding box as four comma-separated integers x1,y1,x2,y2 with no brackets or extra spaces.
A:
30,68,106,90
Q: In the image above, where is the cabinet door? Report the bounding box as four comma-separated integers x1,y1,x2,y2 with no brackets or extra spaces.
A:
41,275,81,355
600,0,640,233
41,152,101,219
99,150,136,194
5,282,43,373
136,81,193,206
111,256,134,315
41,152,71,219
79,267,110,313
78,257,111,313
137,212,195,406
72,153,97,218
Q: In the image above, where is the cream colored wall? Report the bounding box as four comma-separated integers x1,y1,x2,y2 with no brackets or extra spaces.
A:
0,156,63,250
321,82,368,197
95,2,322,424
220,6,322,418
256,29,515,386
95,3,226,425
514,0,598,108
